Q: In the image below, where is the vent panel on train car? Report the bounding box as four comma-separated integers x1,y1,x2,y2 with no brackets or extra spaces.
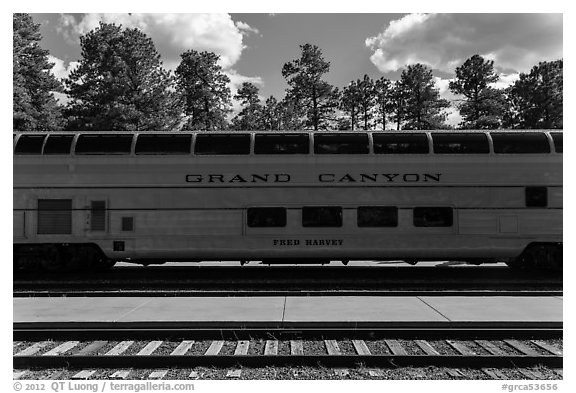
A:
37,199,72,234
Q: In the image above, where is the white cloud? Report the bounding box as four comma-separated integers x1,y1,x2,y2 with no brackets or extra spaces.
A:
366,13,562,74
58,13,253,69
47,55,79,80
490,73,520,90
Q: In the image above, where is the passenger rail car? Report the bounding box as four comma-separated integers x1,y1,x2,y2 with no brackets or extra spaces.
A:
13,130,562,271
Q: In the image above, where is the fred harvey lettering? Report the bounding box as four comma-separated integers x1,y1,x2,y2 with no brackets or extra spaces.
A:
185,173,441,183
274,239,344,246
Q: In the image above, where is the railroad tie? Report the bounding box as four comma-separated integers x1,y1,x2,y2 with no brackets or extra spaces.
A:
234,340,250,356
446,340,476,356
368,369,385,378
290,340,304,355
73,341,108,356
42,341,80,356
137,341,163,356
189,371,200,379
415,340,440,355
171,340,195,356
105,341,134,356
482,368,507,380
446,369,464,378
333,368,350,378
385,340,407,355
204,340,224,356
14,341,50,357
531,340,562,356
110,370,131,380
226,369,242,378
475,340,507,356
518,368,546,380
553,369,563,378
13,371,27,380
503,340,542,357
148,370,168,379
71,370,97,380
324,340,341,355
351,340,371,355
264,340,278,355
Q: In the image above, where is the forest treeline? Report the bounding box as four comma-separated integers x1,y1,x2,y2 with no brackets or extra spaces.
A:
13,13,563,132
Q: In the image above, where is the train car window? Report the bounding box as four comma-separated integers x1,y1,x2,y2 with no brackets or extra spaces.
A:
526,187,548,207
14,135,46,154
302,206,343,227
314,133,369,154
247,207,287,227
357,207,398,227
135,134,192,154
37,199,72,234
432,133,489,154
43,135,74,154
254,134,310,154
492,133,550,154
413,207,453,227
194,134,251,155
551,133,562,153
373,133,429,154
75,134,133,154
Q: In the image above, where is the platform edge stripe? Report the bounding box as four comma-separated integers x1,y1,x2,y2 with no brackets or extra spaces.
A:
170,340,194,356
290,340,304,356
14,341,50,357
148,370,168,379
136,341,163,356
226,369,242,378
71,370,97,380
110,370,131,379
42,341,80,356
73,341,108,356
415,340,440,356
324,340,341,355
13,371,27,380
105,341,134,356
503,340,542,356
204,340,224,356
384,340,407,356
264,340,278,356
234,341,250,356
352,340,371,355
475,340,507,356
446,340,477,356
531,340,563,356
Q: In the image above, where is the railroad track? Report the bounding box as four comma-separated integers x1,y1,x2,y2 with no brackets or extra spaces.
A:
13,327,563,380
13,266,562,296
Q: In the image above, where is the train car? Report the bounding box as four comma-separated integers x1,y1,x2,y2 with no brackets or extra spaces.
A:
13,130,562,271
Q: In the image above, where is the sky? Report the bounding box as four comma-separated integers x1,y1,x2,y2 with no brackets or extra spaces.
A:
30,13,563,126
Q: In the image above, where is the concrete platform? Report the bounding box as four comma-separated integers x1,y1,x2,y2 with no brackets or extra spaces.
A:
13,296,562,329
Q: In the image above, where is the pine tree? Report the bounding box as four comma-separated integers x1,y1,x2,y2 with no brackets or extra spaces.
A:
357,74,375,130
374,77,393,130
504,60,563,129
400,64,449,130
13,13,64,131
340,81,361,130
449,54,504,129
231,82,263,130
175,50,232,131
64,22,180,131
282,44,339,130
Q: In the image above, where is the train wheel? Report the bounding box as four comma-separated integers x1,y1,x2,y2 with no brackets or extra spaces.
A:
40,245,66,272
509,244,562,272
